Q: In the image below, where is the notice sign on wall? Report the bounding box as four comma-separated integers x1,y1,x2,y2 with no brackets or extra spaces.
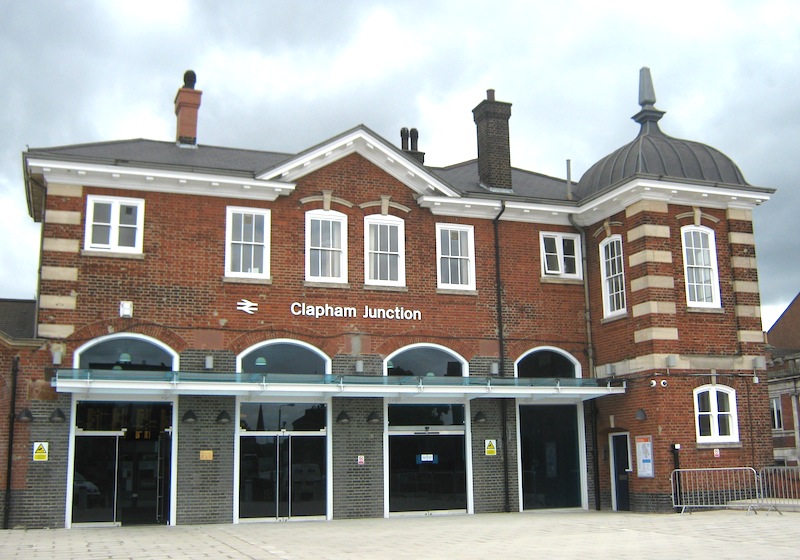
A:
485,440,497,456
635,435,654,478
33,442,49,461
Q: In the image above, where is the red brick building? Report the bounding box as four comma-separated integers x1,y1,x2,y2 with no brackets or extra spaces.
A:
0,68,774,527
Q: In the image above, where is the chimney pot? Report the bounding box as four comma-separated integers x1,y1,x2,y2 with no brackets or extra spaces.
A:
487,89,495,101
410,128,419,151
400,127,409,150
174,70,202,146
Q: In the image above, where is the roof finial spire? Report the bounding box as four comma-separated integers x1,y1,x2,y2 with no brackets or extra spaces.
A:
638,67,656,108
632,66,665,128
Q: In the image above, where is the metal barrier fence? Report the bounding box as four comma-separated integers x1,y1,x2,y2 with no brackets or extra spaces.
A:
671,466,800,513
759,466,800,512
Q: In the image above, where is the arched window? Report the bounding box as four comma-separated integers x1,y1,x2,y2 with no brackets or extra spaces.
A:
385,344,467,377
239,340,328,375
517,348,578,379
600,234,626,318
75,334,176,371
681,225,721,308
693,384,739,443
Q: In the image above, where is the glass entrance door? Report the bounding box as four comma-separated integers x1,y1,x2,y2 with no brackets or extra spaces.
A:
239,435,326,520
389,434,467,513
71,401,172,526
519,404,581,509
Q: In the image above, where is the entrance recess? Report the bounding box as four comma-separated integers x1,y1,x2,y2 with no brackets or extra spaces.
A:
238,402,327,521
388,404,467,514
610,432,631,511
71,401,172,525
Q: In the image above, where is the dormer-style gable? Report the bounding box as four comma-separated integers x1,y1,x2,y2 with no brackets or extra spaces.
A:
257,125,459,198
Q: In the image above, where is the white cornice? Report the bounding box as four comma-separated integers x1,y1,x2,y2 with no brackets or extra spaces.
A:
258,128,459,198
27,158,294,201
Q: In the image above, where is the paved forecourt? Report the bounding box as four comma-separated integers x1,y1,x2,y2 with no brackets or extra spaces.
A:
0,510,798,559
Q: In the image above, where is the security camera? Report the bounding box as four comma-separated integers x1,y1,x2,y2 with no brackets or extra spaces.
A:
650,380,657,387
660,379,668,387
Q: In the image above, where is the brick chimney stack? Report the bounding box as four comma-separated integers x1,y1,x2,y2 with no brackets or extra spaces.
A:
174,70,202,146
472,89,512,189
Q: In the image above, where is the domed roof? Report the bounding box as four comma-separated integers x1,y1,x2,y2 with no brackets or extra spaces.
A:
575,68,748,200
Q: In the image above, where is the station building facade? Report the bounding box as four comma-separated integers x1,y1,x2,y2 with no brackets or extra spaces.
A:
0,68,775,528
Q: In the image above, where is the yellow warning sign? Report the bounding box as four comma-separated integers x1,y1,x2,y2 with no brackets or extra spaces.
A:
485,439,497,456
33,442,49,462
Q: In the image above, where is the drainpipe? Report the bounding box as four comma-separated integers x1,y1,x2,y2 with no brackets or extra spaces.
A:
493,201,510,512
568,184,598,509
4,356,20,529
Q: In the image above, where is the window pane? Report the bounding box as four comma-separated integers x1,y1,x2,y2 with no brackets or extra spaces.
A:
254,215,264,244
92,225,111,245
562,238,575,257
564,255,577,274
242,214,254,242
331,221,341,249
543,236,557,254
440,257,450,284
545,254,560,272
118,226,136,247
369,224,379,251
698,414,712,436
232,244,242,272
93,202,112,224
232,213,243,242
119,205,137,226
697,391,710,412
716,391,730,412
311,219,321,247
718,414,731,436
440,229,450,256
389,225,398,252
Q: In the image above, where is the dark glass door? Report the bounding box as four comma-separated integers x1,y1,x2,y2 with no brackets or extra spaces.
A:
73,436,119,524
519,405,581,509
239,435,326,520
72,401,172,525
388,434,466,513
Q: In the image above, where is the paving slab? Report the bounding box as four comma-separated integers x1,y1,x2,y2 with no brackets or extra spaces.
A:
1,510,798,559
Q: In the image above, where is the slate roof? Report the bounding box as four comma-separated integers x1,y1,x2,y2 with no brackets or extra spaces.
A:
0,299,37,339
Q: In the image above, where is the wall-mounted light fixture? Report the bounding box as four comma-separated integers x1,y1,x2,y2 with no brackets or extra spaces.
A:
49,408,66,423
666,355,678,368
474,411,488,424
119,301,133,318
118,352,132,364
336,411,351,424
17,409,33,423
204,355,214,370
215,410,231,424
255,357,267,367
354,360,364,374
51,349,63,366
366,410,382,424
752,355,766,384
182,410,198,424
635,408,647,421
489,362,500,375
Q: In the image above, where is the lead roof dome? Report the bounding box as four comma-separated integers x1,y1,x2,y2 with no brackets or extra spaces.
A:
575,68,748,200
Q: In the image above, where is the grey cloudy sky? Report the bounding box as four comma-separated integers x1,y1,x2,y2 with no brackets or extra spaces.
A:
1,0,798,330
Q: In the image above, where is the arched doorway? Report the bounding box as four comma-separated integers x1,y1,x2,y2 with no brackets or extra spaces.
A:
236,340,330,522
70,334,177,526
385,344,469,515
517,348,583,509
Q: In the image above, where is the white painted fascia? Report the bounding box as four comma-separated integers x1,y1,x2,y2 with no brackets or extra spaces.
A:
573,177,772,226
27,158,294,201
258,128,459,198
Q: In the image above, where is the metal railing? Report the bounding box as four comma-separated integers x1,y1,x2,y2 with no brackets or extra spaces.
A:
671,466,800,514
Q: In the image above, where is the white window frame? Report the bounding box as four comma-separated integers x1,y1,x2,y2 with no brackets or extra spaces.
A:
305,209,348,283
693,384,739,443
681,225,721,308
364,214,405,287
600,235,626,318
84,195,145,254
225,207,270,279
436,223,476,291
771,396,783,430
540,232,582,279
